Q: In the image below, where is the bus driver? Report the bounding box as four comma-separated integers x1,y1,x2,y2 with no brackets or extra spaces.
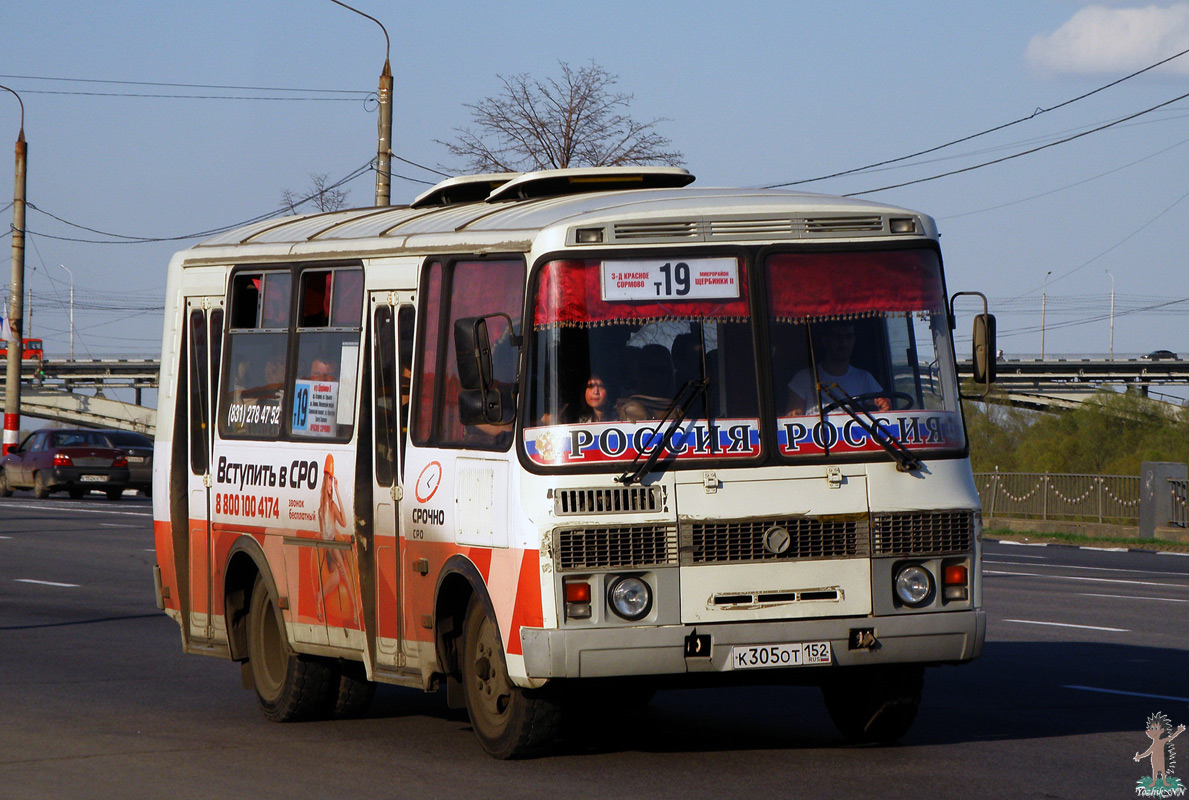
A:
787,321,891,415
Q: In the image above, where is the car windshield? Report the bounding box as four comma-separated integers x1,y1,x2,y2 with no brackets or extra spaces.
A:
106,432,151,447
51,431,114,448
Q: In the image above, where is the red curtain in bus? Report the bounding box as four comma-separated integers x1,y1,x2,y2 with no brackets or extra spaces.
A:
533,259,750,328
765,250,944,322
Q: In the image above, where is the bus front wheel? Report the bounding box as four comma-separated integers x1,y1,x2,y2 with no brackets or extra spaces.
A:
246,574,333,722
821,664,924,744
460,595,561,758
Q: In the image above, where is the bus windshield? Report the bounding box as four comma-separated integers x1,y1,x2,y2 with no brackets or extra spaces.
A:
765,248,964,460
523,248,964,469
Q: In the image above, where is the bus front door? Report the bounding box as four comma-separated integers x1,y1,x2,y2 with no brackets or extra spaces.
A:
370,294,414,667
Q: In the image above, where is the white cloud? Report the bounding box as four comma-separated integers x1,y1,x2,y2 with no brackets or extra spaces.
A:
1027,4,1189,75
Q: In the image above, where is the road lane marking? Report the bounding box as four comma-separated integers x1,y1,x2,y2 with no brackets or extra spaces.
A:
15,579,80,588
985,560,1189,577
1080,592,1189,603
1065,685,1189,704
0,501,150,518
1003,618,1129,633
998,541,1049,547
984,552,1049,560
985,569,1189,588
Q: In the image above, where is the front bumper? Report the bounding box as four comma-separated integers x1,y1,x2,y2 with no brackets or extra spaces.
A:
521,609,985,679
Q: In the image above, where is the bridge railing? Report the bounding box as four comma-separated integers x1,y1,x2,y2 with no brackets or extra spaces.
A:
1171,479,1188,529
974,472,1141,524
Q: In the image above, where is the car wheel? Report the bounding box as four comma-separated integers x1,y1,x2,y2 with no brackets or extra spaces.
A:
0,468,12,497
106,488,123,501
68,487,85,499
33,471,51,499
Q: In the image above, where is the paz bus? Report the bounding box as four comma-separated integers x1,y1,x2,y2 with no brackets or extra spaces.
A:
152,166,995,758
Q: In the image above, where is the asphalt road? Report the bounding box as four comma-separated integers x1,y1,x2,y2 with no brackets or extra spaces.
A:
2,495,1187,799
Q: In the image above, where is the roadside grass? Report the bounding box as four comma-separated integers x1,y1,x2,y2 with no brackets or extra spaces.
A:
986,527,1189,553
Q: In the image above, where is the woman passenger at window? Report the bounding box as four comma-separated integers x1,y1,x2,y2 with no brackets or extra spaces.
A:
575,372,617,423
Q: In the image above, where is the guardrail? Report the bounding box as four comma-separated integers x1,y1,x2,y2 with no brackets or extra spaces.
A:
973,472,1141,524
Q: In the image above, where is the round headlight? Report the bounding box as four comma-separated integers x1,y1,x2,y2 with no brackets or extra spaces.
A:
608,576,652,620
894,564,933,606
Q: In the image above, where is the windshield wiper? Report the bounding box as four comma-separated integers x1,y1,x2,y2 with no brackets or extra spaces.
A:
616,377,709,485
818,384,922,472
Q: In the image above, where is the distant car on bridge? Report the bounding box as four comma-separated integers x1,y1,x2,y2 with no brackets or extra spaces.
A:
0,338,44,361
1141,349,1178,361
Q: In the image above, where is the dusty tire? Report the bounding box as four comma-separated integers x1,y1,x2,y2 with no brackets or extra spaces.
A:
821,665,924,744
68,487,85,499
246,575,333,721
33,471,51,499
461,596,561,759
0,469,12,497
106,488,123,501
328,660,376,719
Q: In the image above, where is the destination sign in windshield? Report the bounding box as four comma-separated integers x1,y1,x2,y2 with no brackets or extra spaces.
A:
601,257,739,301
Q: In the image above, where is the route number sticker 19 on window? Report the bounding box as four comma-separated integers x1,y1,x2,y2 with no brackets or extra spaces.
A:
601,258,739,302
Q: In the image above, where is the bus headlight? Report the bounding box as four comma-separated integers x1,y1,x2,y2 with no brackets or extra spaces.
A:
608,576,652,620
894,564,933,607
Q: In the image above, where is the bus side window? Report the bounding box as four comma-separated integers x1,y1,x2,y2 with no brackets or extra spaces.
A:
290,267,363,441
219,271,290,439
397,305,415,475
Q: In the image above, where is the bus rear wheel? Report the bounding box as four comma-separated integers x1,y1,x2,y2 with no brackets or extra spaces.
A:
246,575,333,722
461,596,560,759
821,664,924,744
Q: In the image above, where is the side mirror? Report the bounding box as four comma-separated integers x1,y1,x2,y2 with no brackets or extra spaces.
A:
454,317,493,393
951,291,995,399
972,313,996,384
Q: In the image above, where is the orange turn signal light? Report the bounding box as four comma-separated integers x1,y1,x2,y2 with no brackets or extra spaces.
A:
943,565,968,586
565,581,591,604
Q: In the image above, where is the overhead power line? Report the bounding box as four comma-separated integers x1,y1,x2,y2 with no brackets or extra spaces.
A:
0,72,369,102
764,44,1189,190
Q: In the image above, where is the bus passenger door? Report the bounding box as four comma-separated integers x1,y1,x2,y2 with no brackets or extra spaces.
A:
370,294,415,667
185,298,223,644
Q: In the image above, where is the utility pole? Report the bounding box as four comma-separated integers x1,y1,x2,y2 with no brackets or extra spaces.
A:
1105,269,1115,361
59,264,74,360
1040,270,1051,360
327,0,393,206
2,85,25,456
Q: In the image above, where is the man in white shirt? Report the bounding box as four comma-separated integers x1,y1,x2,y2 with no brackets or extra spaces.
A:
787,321,890,415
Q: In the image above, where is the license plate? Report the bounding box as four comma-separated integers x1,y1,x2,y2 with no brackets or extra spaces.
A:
730,641,832,670
80,475,106,483
126,456,145,463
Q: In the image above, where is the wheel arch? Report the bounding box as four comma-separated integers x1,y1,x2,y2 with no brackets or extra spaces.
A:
223,536,278,663
433,554,500,680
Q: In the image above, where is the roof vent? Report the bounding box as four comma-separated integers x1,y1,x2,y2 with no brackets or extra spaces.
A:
410,172,517,208
485,166,694,203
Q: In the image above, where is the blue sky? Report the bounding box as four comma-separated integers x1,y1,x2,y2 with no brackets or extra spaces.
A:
2,0,1188,363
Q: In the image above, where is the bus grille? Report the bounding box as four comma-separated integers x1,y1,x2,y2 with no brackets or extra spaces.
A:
685,516,870,564
554,486,664,516
556,524,679,571
871,510,974,556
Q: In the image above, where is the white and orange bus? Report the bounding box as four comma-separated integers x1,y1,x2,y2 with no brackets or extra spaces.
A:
153,167,994,757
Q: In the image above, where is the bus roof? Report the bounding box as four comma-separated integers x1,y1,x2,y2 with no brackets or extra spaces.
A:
186,168,934,260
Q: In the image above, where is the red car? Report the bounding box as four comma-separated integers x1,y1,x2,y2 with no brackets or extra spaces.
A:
0,428,130,500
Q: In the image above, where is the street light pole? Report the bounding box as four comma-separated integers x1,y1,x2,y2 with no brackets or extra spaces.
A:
58,264,74,361
1040,270,1051,360
2,85,25,456
1105,269,1115,361
328,0,393,207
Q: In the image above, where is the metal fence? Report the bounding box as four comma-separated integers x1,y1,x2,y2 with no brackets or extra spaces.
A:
973,472,1141,524
1172,479,1188,529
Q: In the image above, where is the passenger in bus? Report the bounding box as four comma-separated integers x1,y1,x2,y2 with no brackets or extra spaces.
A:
787,320,890,415
619,345,676,421
575,372,618,423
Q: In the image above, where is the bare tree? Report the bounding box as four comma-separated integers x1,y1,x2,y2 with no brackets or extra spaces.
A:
439,61,684,173
280,173,350,215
